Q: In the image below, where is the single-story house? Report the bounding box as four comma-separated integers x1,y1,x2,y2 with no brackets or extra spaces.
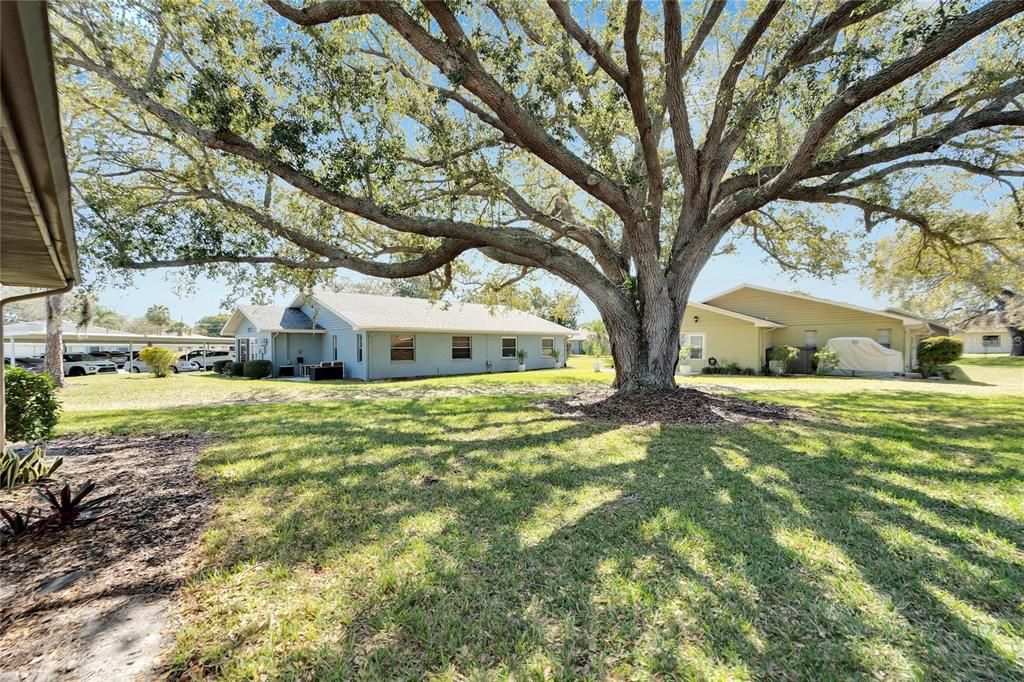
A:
567,329,594,355
952,312,1018,355
678,284,939,373
221,291,574,380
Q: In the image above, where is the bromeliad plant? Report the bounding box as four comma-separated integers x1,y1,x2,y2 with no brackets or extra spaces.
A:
34,480,115,532
0,507,40,543
0,445,64,491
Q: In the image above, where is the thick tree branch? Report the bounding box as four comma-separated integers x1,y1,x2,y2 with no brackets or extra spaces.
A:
745,2,1022,208
262,0,372,24
664,0,724,193
547,1,627,88
623,0,663,234
719,107,1024,199
702,1,784,162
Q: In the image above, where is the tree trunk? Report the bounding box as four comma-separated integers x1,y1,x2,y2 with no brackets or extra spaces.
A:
603,282,690,393
1009,325,1023,357
44,295,66,388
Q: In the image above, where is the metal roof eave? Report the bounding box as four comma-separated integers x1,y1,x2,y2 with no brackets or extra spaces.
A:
0,1,79,288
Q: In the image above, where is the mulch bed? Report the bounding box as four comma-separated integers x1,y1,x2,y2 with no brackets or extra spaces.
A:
0,433,210,680
538,387,810,426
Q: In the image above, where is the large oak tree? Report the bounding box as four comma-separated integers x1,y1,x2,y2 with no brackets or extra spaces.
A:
54,0,1022,391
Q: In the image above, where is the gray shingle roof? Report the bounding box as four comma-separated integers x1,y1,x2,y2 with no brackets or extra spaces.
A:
306,291,575,335
954,311,1010,333
234,305,322,332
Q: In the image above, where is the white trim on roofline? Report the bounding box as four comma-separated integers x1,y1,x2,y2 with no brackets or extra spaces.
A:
687,302,785,328
703,283,927,328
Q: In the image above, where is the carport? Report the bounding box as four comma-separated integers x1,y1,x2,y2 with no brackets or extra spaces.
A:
3,325,232,366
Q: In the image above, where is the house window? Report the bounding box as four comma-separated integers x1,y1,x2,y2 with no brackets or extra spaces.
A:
982,335,1001,347
683,333,705,360
541,337,554,357
501,337,517,358
390,335,415,362
804,330,818,348
332,335,338,361
876,328,892,348
357,334,363,362
451,335,472,360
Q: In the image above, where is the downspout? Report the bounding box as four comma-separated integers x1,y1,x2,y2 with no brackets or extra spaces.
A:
1,279,75,446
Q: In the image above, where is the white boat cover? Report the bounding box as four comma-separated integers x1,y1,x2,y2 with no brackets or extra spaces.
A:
824,337,904,375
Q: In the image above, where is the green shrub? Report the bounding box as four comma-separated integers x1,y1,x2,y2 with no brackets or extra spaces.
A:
700,363,755,376
814,348,840,375
917,336,963,378
212,359,232,374
770,345,799,364
243,360,272,379
229,361,245,377
1,445,63,490
139,346,177,378
4,367,60,443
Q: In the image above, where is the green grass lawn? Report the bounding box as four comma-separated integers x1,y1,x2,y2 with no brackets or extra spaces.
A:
56,362,1024,679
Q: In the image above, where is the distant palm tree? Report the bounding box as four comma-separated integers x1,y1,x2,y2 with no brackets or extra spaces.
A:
145,304,172,334
581,320,610,356
167,320,193,335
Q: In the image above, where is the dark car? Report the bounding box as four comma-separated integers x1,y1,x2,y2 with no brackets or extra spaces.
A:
89,350,129,366
3,356,45,374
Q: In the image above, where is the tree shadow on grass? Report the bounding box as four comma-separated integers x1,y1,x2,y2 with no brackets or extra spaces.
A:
78,393,1023,679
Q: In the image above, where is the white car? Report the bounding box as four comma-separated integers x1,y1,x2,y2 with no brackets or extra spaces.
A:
125,351,201,374
181,349,234,370
62,353,118,377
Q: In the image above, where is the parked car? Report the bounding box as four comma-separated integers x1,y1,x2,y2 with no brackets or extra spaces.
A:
62,353,118,377
181,349,234,370
3,356,45,374
88,350,129,367
125,350,201,374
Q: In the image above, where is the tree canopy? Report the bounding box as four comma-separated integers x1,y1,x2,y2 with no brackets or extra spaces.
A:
53,0,1023,389
865,204,1023,323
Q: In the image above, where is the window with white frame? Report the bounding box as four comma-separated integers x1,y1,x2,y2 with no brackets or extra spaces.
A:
501,337,517,358
390,335,415,362
683,333,705,359
982,335,1001,347
356,334,363,362
541,337,554,357
804,330,818,348
332,335,338,361
876,328,892,348
451,335,471,360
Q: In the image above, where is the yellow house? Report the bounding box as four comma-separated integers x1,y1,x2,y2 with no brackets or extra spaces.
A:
679,284,936,373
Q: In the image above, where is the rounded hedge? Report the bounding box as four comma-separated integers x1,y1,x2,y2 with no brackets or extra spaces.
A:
243,360,272,380
212,359,232,374
139,346,177,378
229,362,245,377
4,367,61,443
917,336,963,377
